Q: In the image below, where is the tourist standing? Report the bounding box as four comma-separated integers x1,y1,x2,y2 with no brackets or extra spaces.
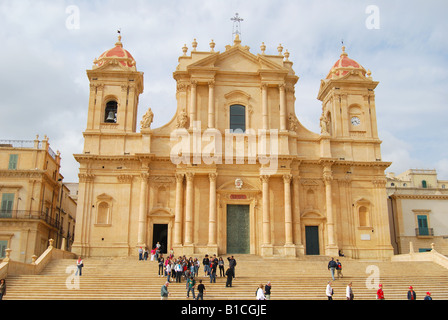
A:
225,267,233,287
424,292,432,300
218,257,225,277
138,247,143,261
264,281,272,300
158,254,165,277
326,281,334,300
227,255,237,279
407,286,416,300
0,279,6,300
256,284,266,300
203,254,210,276
76,256,83,276
377,284,385,300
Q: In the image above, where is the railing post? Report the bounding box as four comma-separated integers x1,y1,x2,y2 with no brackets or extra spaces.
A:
48,239,54,248
3,248,12,262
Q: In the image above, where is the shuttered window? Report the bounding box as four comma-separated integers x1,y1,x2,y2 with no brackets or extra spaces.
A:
8,154,18,170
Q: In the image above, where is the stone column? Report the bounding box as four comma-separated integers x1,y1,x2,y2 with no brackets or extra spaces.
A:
208,173,218,250
174,173,184,246
279,83,287,131
137,173,149,247
283,174,293,244
260,175,273,256
261,84,269,130
323,165,338,256
190,80,197,129
208,80,215,128
185,172,195,245
292,175,304,254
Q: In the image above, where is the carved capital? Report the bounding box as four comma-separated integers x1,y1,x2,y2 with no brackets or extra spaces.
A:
186,172,195,182
283,174,292,184
209,173,218,182
175,173,185,183
260,175,270,183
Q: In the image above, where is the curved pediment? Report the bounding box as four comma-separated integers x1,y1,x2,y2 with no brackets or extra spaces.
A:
217,178,259,192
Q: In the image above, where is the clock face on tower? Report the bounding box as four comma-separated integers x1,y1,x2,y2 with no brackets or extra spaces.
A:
351,116,361,126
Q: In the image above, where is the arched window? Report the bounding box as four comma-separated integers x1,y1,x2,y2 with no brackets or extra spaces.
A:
104,101,118,123
229,104,245,133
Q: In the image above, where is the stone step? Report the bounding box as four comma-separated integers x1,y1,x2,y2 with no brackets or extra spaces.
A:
3,255,447,300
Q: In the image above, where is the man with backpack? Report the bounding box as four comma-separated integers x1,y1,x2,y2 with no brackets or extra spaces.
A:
336,259,343,279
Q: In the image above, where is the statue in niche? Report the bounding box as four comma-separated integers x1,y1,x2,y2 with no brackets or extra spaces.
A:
176,108,188,128
140,108,154,129
320,113,330,135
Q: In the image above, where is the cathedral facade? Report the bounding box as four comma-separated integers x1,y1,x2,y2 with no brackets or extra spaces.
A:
72,34,394,259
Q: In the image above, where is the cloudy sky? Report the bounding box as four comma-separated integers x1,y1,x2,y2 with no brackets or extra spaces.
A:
0,0,447,182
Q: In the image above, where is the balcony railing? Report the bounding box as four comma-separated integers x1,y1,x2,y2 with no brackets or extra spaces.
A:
415,227,434,237
0,210,59,229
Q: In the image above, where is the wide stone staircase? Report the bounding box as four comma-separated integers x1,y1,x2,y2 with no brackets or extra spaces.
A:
3,255,448,300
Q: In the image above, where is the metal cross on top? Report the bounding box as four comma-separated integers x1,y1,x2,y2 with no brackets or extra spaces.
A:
231,13,244,38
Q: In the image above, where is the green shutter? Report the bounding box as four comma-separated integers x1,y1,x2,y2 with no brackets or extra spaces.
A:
1,193,14,218
8,154,18,170
0,240,7,258
417,215,429,236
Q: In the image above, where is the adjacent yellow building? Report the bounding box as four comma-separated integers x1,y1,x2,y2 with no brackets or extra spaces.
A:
0,136,76,263
387,169,448,255
73,34,394,260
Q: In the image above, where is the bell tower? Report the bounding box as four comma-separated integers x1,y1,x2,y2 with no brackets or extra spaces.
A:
317,46,379,140
85,33,144,137
317,46,382,161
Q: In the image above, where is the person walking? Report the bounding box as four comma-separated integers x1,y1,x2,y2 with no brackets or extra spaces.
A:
256,284,266,300
424,292,432,300
346,282,354,300
196,279,206,300
75,256,83,276
328,258,337,281
166,261,172,282
0,279,6,300
264,281,271,300
377,284,385,300
336,259,343,279
326,281,334,300
186,276,196,299
407,286,416,300
161,281,170,300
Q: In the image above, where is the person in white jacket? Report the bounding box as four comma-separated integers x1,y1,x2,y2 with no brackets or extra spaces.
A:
256,284,266,300
326,281,334,300
346,282,354,300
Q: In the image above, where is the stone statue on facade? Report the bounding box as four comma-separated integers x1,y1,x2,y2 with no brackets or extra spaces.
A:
320,113,330,135
140,108,154,129
176,108,188,128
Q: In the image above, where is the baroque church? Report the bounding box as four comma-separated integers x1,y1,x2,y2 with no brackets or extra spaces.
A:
72,33,394,260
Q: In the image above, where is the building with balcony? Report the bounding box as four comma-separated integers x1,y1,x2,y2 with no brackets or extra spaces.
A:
387,169,448,255
0,136,77,263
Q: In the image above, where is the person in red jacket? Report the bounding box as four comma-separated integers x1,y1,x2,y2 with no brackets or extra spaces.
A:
377,284,385,300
